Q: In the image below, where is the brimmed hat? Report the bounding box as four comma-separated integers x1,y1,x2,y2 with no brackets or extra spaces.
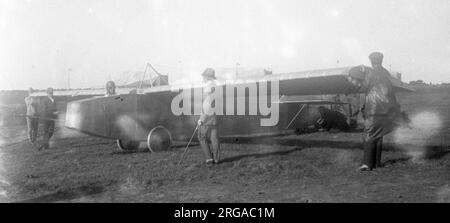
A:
201,68,216,79
369,52,383,64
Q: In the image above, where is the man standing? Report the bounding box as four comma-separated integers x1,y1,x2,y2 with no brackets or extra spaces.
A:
40,87,57,150
24,88,39,144
359,52,402,171
197,68,221,165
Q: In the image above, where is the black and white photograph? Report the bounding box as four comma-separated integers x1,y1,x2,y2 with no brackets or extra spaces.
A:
0,0,449,206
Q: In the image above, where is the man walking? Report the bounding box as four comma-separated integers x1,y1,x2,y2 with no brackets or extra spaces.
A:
24,88,39,144
359,52,403,171
40,87,57,150
197,68,221,165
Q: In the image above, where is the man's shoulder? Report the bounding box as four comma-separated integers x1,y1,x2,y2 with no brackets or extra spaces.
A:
380,67,391,75
42,97,55,104
366,66,390,81
371,66,390,75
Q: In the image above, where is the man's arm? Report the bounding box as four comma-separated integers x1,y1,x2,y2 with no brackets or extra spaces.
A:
198,114,206,125
360,72,375,93
198,81,216,125
198,97,211,125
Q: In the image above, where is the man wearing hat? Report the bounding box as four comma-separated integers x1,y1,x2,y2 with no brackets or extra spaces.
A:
358,52,403,171
197,68,221,164
24,88,39,144
40,87,57,150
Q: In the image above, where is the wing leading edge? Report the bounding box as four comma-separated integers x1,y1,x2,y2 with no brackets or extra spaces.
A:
31,65,413,98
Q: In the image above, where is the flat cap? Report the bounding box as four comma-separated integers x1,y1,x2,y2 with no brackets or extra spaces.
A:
201,68,216,79
369,52,383,64
106,80,116,87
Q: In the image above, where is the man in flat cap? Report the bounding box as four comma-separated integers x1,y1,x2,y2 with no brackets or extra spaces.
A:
197,68,221,165
40,87,57,150
359,52,403,171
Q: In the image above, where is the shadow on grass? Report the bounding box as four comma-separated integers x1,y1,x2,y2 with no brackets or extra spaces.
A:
221,136,363,150
16,184,106,203
424,146,450,159
220,147,304,163
383,157,411,166
223,136,449,154
111,133,449,162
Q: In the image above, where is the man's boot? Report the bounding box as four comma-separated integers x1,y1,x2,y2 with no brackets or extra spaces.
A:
360,140,376,170
375,137,383,168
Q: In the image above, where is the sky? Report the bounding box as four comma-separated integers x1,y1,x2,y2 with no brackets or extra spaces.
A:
0,0,450,90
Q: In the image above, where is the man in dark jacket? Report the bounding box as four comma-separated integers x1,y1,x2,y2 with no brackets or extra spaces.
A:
197,68,220,165
316,106,350,132
40,87,57,150
359,52,403,171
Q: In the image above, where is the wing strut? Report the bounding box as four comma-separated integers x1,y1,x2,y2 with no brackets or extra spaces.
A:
138,62,165,90
285,104,307,129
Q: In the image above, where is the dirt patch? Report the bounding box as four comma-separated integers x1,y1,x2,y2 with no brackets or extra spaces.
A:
0,89,449,202
1,130,449,203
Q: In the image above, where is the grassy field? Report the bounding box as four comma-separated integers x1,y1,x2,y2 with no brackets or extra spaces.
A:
0,87,449,203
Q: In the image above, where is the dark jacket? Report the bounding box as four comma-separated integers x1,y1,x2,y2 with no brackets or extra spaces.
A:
362,65,403,140
41,96,57,119
362,65,400,117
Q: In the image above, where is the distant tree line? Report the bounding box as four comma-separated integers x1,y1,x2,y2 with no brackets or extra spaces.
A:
409,80,450,86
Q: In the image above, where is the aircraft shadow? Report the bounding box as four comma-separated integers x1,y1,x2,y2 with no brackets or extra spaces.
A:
221,136,450,159
220,147,304,164
221,137,363,150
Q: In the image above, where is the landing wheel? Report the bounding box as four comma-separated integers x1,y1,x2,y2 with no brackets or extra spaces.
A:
117,139,140,152
147,126,172,152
